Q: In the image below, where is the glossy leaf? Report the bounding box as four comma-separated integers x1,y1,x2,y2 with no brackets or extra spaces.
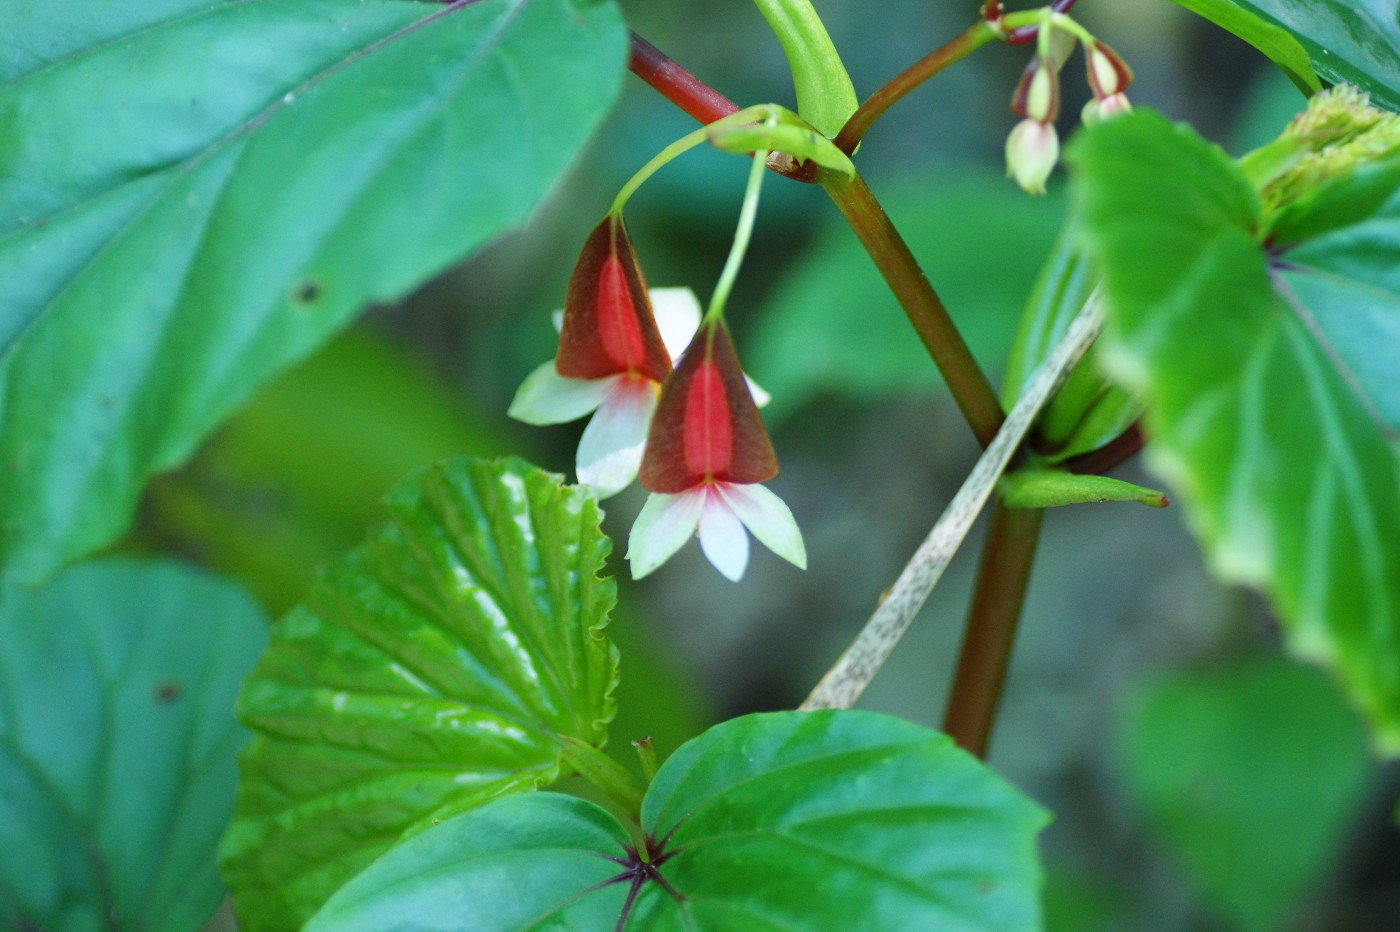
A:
221,457,620,932
308,710,1050,931
0,0,628,586
1165,1,1321,97
751,0,859,138
0,558,267,932
1119,659,1373,931
1071,110,1400,746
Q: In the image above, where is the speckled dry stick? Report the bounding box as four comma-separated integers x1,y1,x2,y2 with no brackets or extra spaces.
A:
801,290,1107,711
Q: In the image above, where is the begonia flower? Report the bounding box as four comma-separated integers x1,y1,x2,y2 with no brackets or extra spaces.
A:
629,319,805,582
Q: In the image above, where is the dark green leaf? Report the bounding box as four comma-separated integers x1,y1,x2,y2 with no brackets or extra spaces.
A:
1165,1,1321,97
1071,110,1400,747
0,558,268,932
1119,658,1374,931
220,457,621,932
750,167,1064,422
0,0,628,585
307,710,1050,931
1171,1,1400,110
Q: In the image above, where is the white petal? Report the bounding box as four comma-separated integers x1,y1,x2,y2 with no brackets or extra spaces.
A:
745,375,772,408
551,309,564,333
650,287,703,362
576,379,656,498
719,482,807,570
629,489,705,579
698,486,750,582
508,362,614,425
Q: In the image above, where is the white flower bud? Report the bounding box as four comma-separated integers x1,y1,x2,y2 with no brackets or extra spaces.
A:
1005,119,1059,195
1082,92,1132,126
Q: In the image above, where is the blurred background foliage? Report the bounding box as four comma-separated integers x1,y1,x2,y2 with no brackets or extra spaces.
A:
124,0,1397,928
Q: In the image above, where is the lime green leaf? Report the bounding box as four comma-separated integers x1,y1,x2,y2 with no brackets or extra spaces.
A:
0,0,627,586
751,0,859,138
752,168,1065,422
220,457,620,932
708,107,856,177
1071,110,1400,747
1119,659,1374,931
1000,470,1168,509
306,710,1049,931
0,558,267,932
1165,1,1321,97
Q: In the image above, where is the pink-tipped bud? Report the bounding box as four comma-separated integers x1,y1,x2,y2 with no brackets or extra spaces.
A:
639,319,777,493
557,214,673,383
1012,56,1060,123
1082,92,1132,125
1005,119,1060,195
1086,40,1133,100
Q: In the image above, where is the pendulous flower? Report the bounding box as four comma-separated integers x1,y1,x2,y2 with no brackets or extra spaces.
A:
629,319,804,582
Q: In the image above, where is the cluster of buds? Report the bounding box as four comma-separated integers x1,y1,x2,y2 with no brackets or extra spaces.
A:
510,214,805,582
1004,27,1133,194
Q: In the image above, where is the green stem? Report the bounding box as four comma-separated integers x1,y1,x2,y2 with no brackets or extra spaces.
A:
819,170,1004,447
941,501,1043,758
560,737,646,822
611,106,770,214
707,146,771,321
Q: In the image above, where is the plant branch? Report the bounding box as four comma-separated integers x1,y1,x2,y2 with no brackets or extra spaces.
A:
801,295,1106,711
820,171,1004,446
833,21,1000,154
942,501,1042,758
628,32,739,125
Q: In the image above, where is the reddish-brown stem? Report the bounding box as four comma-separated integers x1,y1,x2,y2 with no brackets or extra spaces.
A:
1005,0,1080,44
819,172,1005,447
628,32,739,125
834,22,999,154
942,501,1043,757
1061,421,1146,475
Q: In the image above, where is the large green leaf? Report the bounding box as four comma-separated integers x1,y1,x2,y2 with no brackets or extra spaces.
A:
0,558,268,932
1119,658,1373,931
306,710,1050,931
1070,110,1400,746
221,456,620,932
0,0,628,586
1169,1,1398,110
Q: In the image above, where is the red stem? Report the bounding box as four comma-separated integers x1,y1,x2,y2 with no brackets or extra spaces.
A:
628,33,739,125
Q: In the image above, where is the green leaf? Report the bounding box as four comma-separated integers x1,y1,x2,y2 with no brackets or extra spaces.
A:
220,457,621,932
307,710,1050,931
1165,1,1321,97
708,107,856,177
1070,110,1400,747
0,0,628,586
0,558,268,932
999,470,1168,509
751,167,1065,422
1118,658,1374,931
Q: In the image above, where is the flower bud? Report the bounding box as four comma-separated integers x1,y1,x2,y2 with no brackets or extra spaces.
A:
1081,91,1132,125
556,214,673,383
639,319,777,494
1085,40,1133,100
1005,118,1059,195
1011,56,1060,123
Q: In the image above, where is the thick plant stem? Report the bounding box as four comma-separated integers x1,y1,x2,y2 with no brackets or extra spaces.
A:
942,502,1043,758
820,172,1004,447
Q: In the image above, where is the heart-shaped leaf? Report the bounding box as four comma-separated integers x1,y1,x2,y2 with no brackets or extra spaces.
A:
0,0,627,586
305,710,1050,931
1071,110,1400,747
0,558,268,932
221,457,620,932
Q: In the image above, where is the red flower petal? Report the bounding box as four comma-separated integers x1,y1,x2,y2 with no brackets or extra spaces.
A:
640,320,777,493
556,215,672,383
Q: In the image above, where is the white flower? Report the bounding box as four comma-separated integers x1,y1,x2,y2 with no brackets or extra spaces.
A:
628,480,806,582
1005,118,1060,195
